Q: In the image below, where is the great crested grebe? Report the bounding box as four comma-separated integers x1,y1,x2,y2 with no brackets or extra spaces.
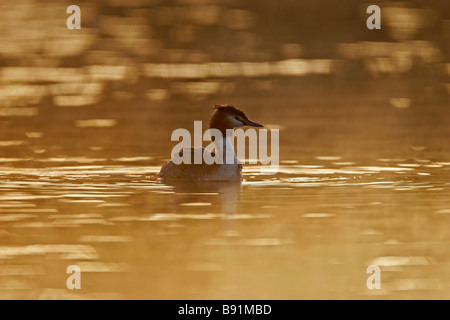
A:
159,104,263,182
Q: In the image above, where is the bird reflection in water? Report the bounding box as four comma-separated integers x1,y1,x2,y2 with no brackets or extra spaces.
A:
162,181,242,233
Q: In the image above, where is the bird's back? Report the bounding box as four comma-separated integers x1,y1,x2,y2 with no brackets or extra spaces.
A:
159,147,242,182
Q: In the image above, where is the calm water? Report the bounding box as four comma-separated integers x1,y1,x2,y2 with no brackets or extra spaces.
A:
1,0,450,300
1,88,450,300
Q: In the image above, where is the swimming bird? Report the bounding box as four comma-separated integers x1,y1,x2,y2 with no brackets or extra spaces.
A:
159,104,263,182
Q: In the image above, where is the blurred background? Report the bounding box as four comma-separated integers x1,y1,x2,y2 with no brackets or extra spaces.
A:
0,0,448,162
0,0,449,300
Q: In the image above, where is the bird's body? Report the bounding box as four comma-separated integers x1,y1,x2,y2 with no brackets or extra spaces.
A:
159,153,243,182
159,105,263,182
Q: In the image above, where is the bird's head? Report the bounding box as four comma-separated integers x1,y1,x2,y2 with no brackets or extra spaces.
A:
208,104,263,133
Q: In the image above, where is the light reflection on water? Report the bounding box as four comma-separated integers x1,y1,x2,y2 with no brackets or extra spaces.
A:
0,159,449,299
0,0,449,300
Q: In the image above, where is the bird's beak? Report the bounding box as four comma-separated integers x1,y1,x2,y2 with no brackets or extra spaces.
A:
242,118,264,127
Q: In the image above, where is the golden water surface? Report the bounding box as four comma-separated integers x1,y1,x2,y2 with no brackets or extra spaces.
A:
0,0,449,299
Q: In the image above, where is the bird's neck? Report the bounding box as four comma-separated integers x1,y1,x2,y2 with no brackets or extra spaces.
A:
213,131,237,164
